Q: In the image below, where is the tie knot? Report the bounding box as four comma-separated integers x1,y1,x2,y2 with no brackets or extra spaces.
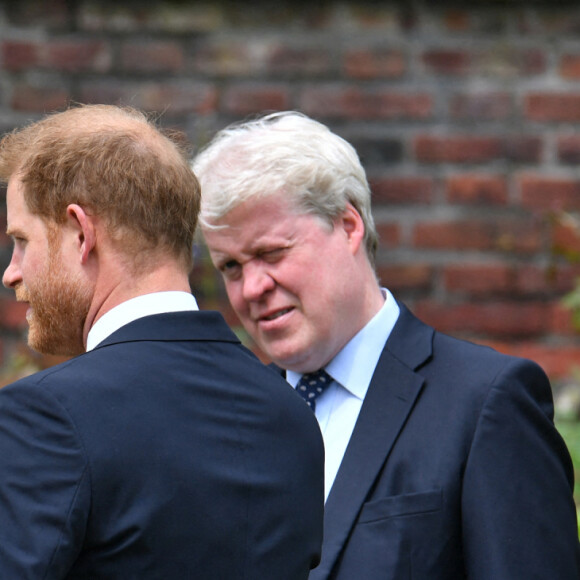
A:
296,369,332,412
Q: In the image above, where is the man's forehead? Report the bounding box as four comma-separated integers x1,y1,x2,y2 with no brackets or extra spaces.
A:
5,176,50,235
5,175,26,217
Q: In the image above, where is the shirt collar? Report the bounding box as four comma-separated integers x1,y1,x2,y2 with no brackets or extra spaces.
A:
287,288,400,398
86,291,199,352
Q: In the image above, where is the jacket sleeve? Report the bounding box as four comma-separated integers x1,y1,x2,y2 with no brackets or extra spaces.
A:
0,380,90,579
461,358,580,578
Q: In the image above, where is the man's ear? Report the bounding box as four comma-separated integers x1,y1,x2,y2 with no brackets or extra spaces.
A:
66,204,96,264
340,202,365,255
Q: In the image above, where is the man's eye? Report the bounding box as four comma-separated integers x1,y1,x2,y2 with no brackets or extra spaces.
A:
262,248,286,262
221,260,242,279
223,260,239,271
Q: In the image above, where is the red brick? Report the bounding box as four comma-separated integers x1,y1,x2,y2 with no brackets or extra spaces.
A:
80,80,218,115
44,39,111,72
376,264,433,292
450,92,512,121
11,83,70,112
492,219,543,254
347,5,400,30
412,218,541,254
2,41,39,71
480,48,546,77
422,49,471,75
559,54,580,79
345,6,390,27
267,46,331,76
375,223,401,248
519,174,580,212
414,135,501,163
535,13,580,35
415,135,541,164
550,301,580,336
527,345,580,380
79,3,225,33
480,339,580,380
120,41,183,73
192,41,264,76
446,174,508,205
557,135,580,163
343,48,406,79
525,93,580,122
300,87,432,120
552,219,580,257
502,136,543,163
444,11,471,32
443,262,580,299
516,263,580,296
0,298,28,330
414,299,550,338
370,176,433,204
192,41,330,77
443,263,512,296
1,38,108,75
222,84,291,115
413,220,493,251
443,262,577,298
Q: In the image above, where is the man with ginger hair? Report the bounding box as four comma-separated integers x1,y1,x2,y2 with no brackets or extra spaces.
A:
193,111,580,579
0,104,324,579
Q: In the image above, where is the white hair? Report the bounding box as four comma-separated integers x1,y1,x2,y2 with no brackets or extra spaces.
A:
192,111,378,263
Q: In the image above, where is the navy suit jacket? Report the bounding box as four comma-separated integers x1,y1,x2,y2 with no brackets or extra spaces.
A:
309,303,580,579
0,310,324,579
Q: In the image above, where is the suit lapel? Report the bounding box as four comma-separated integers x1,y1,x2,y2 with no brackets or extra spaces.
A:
310,303,432,579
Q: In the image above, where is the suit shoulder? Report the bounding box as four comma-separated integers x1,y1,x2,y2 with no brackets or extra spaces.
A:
433,330,546,376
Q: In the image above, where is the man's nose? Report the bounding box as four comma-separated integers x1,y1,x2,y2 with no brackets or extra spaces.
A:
3,259,22,289
241,263,276,302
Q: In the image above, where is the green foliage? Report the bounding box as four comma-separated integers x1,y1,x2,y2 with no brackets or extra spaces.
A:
552,210,580,331
562,279,580,332
556,419,580,536
551,209,580,535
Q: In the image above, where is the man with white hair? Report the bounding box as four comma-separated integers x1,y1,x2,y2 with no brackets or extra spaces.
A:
193,111,580,579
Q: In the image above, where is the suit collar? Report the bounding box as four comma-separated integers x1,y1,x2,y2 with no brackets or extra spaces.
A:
384,301,434,370
311,302,433,579
86,291,198,351
93,310,240,349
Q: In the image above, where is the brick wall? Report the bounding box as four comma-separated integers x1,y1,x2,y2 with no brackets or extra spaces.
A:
2,0,580,384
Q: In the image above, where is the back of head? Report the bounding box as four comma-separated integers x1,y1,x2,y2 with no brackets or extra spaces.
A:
0,104,200,270
192,111,378,263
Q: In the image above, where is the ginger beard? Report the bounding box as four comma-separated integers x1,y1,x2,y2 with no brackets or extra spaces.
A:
17,235,92,357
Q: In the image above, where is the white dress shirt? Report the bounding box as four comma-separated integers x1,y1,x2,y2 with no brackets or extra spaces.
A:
287,289,400,500
86,291,199,352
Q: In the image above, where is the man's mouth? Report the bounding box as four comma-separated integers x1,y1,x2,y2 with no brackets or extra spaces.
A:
262,307,293,321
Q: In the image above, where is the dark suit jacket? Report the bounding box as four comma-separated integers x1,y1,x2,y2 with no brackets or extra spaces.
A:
310,303,580,579
0,310,324,579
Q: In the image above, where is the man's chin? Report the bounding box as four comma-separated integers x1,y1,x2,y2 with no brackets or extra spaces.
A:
27,329,84,358
265,346,311,374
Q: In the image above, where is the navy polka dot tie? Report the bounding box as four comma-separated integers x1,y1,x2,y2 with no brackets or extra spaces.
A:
296,369,332,412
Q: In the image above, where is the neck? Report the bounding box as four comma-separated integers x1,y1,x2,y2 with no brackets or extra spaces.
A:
82,258,191,348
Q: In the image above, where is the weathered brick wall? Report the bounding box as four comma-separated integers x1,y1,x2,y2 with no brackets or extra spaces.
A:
2,0,580,383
